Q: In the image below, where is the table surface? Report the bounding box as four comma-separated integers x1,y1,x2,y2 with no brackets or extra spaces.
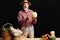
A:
0,38,60,40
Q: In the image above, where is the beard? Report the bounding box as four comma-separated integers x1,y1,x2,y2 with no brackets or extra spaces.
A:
23,7,28,11
23,6,29,11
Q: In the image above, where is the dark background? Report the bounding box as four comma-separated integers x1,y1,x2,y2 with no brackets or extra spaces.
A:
0,0,58,38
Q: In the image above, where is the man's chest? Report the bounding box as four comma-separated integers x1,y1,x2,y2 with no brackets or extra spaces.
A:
21,12,32,19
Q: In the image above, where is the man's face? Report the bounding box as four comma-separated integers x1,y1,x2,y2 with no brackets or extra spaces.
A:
23,3,29,11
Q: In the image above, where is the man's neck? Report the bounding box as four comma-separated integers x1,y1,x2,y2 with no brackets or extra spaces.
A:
24,9,29,13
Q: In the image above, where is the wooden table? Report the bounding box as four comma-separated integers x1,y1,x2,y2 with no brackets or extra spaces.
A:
0,38,60,40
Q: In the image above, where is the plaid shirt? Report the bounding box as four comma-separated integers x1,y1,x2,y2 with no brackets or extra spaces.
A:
17,9,34,27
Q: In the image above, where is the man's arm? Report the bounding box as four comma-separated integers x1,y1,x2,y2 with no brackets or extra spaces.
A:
32,18,37,24
17,11,26,23
32,11,37,24
17,14,23,23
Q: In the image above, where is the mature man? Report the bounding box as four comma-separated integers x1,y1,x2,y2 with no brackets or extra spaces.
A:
17,0,37,38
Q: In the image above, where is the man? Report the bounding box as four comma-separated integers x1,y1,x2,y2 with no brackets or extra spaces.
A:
17,0,37,38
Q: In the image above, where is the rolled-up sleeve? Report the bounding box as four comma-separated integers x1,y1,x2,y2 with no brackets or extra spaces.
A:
17,11,23,23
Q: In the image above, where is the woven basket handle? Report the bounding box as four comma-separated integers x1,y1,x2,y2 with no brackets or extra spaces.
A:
2,23,13,30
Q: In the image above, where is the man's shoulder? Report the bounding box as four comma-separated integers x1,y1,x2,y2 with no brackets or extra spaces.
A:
18,10,23,12
18,10,23,14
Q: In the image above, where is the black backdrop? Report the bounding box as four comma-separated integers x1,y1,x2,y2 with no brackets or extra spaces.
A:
0,0,58,38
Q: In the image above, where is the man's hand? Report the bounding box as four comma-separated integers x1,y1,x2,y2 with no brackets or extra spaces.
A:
26,16,31,22
32,18,37,24
21,26,25,31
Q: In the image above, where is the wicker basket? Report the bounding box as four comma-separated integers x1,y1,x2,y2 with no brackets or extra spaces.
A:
1,23,13,40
